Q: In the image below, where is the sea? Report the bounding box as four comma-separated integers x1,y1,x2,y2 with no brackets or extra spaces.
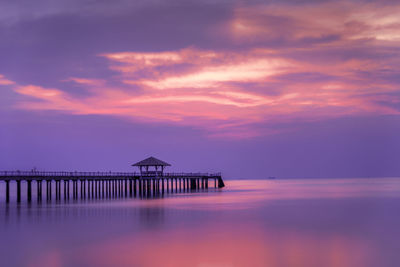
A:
0,178,399,267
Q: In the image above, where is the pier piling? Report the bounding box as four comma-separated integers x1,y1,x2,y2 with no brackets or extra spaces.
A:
5,180,9,203
17,180,21,203
27,180,32,202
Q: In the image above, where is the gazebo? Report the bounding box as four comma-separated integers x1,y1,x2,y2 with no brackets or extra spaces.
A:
132,156,171,177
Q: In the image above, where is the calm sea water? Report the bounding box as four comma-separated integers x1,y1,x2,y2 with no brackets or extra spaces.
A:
0,178,399,267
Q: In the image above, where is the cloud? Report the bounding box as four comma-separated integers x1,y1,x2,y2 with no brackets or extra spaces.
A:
0,74,15,85
227,2,400,46
63,77,106,87
7,44,400,139
4,1,400,138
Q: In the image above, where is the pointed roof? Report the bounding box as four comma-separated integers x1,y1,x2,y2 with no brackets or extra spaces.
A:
132,156,171,167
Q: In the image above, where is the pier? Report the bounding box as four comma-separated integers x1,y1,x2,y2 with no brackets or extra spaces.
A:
0,157,225,203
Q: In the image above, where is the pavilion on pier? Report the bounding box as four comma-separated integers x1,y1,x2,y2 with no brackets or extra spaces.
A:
132,156,171,177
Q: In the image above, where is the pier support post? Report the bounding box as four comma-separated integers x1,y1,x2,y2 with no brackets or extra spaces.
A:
67,181,70,199
72,181,75,199
76,181,79,198
80,180,84,199
124,179,128,197
71,181,74,199
98,180,101,198
55,181,59,200
75,181,77,199
16,180,21,203
88,180,91,199
63,180,67,200
147,180,151,196
102,180,105,198
166,178,169,193
5,180,10,203
91,180,94,199
94,180,97,199
83,180,86,199
56,181,58,199
119,179,121,197
36,180,40,202
59,180,62,200
117,180,120,197
37,180,42,202
27,180,32,202
218,177,225,188
112,180,115,198
134,179,137,196
107,180,110,198
46,180,51,201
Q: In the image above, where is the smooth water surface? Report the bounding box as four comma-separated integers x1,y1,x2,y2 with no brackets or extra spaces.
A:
0,178,399,267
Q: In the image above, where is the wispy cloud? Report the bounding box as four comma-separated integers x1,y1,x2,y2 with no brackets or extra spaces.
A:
63,77,106,87
0,74,15,85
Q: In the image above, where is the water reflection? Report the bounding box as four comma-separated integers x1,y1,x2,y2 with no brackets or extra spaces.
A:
30,225,375,267
0,178,399,267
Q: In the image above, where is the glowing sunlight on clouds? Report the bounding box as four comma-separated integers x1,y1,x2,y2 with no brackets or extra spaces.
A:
6,2,400,138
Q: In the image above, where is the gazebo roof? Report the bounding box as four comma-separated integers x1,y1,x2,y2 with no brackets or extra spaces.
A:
132,156,171,167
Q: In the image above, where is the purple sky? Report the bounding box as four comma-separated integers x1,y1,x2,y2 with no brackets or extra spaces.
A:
0,0,399,178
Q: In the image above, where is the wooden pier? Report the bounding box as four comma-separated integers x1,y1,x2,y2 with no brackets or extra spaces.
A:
0,171,224,203
0,157,225,203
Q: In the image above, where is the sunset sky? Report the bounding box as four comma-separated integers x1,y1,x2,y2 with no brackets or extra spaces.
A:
0,0,399,178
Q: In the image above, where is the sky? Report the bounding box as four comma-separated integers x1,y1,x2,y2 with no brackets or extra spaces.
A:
0,0,399,178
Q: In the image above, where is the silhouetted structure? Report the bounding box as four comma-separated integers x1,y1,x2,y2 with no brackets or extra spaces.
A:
132,156,171,176
0,156,225,203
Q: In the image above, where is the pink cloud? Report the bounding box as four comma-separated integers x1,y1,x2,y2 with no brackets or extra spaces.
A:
0,74,15,85
6,2,400,138
63,77,106,87
229,2,400,44
8,44,400,139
